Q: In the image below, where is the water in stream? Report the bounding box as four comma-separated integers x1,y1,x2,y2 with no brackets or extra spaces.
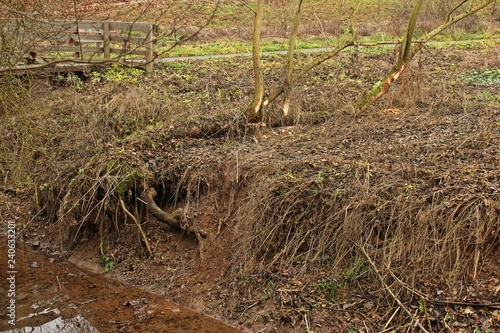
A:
0,236,240,333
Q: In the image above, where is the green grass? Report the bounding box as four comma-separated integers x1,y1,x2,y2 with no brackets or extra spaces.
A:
463,69,500,86
432,32,498,42
20,0,500,66
477,92,500,102
158,31,498,58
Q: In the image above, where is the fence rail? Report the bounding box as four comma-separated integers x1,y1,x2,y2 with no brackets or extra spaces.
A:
2,19,157,73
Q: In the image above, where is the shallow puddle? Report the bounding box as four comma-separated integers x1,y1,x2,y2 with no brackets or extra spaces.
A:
0,237,240,333
2,315,100,333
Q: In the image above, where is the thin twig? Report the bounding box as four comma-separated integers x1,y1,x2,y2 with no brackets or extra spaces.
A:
363,320,370,333
359,246,431,333
235,0,256,14
429,299,500,309
447,0,469,22
79,299,97,305
383,306,400,331
386,267,428,299
304,313,312,333
238,301,261,317
72,0,83,60
56,276,63,292
443,314,454,333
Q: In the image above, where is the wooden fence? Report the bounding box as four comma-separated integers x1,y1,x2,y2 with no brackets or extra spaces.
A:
2,19,157,73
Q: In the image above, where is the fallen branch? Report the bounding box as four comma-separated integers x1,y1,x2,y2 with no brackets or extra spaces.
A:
359,245,431,333
120,198,152,256
385,265,500,310
428,299,500,309
237,300,261,317
383,306,400,331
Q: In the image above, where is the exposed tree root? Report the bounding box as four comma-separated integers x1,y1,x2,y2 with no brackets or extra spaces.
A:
120,198,152,257
140,187,207,238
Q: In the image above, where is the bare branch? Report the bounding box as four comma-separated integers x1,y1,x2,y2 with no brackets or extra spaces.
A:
447,0,469,22
155,0,221,58
235,0,256,15
357,0,495,111
247,0,265,121
264,41,354,106
264,0,360,108
120,199,152,257
416,0,495,47
72,0,83,60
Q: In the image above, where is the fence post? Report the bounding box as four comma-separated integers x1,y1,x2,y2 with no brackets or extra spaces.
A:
103,21,110,60
145,24,154,73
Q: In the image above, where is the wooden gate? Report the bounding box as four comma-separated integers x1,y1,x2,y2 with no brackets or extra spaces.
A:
2,19,157,73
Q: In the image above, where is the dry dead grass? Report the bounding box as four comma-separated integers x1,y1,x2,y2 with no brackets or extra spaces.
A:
1,44,499,331
233,108,499,281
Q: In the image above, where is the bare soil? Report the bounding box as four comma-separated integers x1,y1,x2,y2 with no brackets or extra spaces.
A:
0,237,241,333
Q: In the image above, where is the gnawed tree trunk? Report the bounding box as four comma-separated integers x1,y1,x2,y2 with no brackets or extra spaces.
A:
357,0,495,111
247,0,265,122
282,0,303,117
357,0,423,111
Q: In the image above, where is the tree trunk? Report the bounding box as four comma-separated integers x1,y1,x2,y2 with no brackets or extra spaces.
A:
357,0,494,111
282,0,303,117
247,0,265,122
263,1,360,107
357,0,424,111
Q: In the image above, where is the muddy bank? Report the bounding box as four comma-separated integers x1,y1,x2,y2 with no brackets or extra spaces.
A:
0,236,241,333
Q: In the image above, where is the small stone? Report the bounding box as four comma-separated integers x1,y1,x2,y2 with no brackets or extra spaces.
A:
31,262,40,268
32,241,41,249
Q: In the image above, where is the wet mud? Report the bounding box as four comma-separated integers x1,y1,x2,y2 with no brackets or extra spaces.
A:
0,237,240,333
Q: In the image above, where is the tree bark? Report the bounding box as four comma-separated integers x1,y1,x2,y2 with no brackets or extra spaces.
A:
247,0,265,122
357,0,495,111
282,0,303,117
357,0,423,111
140,188,184,229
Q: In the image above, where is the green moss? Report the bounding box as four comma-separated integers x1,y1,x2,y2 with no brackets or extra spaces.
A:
103,160,136,195
356,80,383,108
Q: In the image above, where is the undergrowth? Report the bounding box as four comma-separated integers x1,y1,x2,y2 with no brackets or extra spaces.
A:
1,44,499,332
